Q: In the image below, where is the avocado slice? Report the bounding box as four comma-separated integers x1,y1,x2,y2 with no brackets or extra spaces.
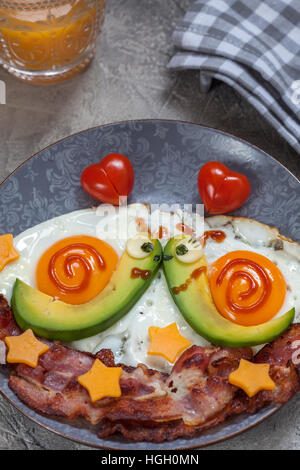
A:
163,237,294,348
11,239,162,342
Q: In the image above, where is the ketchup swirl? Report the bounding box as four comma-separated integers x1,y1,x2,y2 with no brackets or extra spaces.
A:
216,258,271,314
48,243,105,294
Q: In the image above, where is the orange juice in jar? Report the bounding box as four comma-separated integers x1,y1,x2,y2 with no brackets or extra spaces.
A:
0,0,106,84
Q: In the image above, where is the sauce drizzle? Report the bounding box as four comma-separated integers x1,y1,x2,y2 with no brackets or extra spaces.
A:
48,243,105,294
203,230,226,245
131,267,151,280
216,258,272,314
176,223,194,236
152,225,169,239
173,266,207,295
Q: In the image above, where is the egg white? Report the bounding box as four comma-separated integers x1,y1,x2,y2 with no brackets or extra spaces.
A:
0,206,299,373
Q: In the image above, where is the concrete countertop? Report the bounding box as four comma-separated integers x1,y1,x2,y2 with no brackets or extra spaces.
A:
0,0,299,450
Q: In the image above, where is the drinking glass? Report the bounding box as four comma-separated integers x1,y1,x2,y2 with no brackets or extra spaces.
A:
0,0,106,84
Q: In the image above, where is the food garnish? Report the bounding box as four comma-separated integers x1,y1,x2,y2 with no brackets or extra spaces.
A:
208,250,286,326
135,217,149,234
176,222,194,236
5,329,49,368
142,242,154,253
78,359,122,402
148,323,191,363
126,233,154,259
176,244,188,256
131,267,151,280
172,266,207,295
229,359,275,397
175,237,203,263
0,234,19,272
203,229,226,245
198,162,251,214
151,225,169,239
81,153,134,205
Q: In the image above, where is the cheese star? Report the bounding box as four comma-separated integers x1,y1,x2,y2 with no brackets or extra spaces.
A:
5,329,49,368
229,359,276,398
78,359,123,402
148,323,192,363
0,234,19,272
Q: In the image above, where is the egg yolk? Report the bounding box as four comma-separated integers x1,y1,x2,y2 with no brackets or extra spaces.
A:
36,236,118,305
208,250,286,326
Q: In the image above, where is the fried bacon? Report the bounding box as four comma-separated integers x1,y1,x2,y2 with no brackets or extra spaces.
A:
236,324,300,414
0,295,22,340
0,294,299,442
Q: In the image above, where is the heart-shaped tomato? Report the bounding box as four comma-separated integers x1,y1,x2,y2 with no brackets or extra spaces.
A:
198,162,251,214
81,153,135,205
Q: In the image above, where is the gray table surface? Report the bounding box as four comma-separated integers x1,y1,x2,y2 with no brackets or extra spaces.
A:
0,0,299,451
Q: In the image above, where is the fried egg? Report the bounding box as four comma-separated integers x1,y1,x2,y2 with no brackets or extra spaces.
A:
204,216,300,325
0,205,299,373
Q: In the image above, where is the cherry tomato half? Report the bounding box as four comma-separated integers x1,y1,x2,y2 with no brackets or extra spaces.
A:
81,153,135,205
198,162,251,214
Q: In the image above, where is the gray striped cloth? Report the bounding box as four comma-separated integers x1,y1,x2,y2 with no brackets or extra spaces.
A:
168,0,300,154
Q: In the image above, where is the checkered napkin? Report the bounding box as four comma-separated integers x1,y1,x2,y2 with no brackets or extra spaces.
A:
168,0,300,153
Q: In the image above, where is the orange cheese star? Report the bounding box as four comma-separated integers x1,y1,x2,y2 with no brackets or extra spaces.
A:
0,234,19,272
5,329,49,368
148,323,192,363
78,359,123,403
229,359,276,397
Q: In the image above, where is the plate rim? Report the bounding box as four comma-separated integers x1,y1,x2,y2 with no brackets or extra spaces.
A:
1,118,299,191
0,118,297,449
0,384,282,450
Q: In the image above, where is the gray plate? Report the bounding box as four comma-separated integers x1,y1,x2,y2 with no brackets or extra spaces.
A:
0,120,299,450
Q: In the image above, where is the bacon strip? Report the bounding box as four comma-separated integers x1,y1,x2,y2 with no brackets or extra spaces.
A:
236,324,300,414
0,295,299,442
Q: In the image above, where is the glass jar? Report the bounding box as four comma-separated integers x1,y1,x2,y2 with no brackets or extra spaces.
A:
0,0,106,84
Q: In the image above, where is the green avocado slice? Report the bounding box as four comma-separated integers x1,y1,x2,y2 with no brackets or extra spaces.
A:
163,237,294,348
11,239,162,342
